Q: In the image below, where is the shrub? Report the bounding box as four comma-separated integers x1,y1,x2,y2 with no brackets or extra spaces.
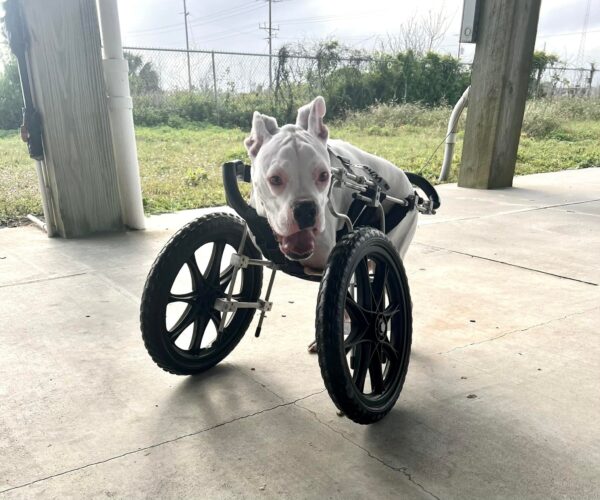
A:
342,102,455,130
0,58,22,130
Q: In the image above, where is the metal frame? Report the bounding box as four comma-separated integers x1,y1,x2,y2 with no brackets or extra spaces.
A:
213,164,437,339
214,223,278,337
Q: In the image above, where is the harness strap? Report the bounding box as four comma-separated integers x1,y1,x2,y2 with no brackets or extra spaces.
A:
328,146,416,240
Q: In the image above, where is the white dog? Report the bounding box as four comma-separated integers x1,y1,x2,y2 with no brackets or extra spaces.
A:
244,96,418,273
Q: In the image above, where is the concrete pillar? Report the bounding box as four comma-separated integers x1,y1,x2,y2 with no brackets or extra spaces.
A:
459,0,542,189
21,0,124,237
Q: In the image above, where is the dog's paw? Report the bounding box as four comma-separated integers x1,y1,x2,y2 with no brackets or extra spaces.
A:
307,340,318,354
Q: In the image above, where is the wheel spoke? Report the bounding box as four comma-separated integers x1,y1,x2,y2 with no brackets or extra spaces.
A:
187,255,204,290
379,339,400,360
345,337,372,353
168,292,196,304
382,304,402,318
355,260,379,315
346,292,377,316
345,293,369,328
168,305,196,341
219,266,234,291
189,313,210,353
371,262,388,313
369,347,385,394
208,309,222,331
205,241,226,285
360,258,376,310
353,342,372,393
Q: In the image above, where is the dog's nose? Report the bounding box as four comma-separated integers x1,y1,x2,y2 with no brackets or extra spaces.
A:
293,201,317,230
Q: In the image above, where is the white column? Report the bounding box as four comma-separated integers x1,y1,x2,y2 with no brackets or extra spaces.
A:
97,0,146,229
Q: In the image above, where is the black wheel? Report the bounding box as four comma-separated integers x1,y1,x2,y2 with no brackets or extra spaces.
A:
316,227,412,424
140,213,263,375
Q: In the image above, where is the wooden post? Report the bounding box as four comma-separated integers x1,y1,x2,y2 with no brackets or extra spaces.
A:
459,0,542,189
21,0,123,237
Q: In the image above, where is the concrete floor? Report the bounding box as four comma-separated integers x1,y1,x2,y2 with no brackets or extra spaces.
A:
1,168,599,499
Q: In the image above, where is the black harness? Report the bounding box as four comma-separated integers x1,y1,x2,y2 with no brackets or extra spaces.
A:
222,152,439,283
327,148,417,241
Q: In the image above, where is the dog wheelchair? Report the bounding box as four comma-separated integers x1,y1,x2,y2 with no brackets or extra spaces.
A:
140,152,440,424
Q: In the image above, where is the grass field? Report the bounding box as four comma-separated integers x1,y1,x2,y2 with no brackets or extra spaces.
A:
1,102,599,226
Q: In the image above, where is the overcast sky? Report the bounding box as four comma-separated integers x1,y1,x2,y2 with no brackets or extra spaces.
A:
116,0,600,66
0,1,598,69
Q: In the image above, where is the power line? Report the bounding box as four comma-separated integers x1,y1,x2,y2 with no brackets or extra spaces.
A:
276,10,388,27
537,28,600,39
128,1,262,36
187,3,264,29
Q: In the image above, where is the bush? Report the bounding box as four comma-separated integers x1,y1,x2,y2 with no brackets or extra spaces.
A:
519,99,600,139
528,97,600,122
522,104,563,139
132,92,279,129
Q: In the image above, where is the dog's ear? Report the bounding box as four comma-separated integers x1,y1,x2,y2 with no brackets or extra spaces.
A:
296,96,328,144
305,96,328,144
244,112,279,158
295,102,311,130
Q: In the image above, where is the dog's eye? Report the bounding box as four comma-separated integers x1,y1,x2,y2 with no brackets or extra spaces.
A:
318,171,329,182
269,175,283,186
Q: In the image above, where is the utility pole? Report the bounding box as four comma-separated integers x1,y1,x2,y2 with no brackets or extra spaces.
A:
575,0,592,89
260,0,279,91
183,0,192,91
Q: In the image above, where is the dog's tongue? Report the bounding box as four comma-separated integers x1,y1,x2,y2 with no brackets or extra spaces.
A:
281,229,315,257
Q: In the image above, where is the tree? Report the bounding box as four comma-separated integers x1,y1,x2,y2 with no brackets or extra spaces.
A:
383,8,451,56
0,57,23,129
529,50,560,97
124,51,160,95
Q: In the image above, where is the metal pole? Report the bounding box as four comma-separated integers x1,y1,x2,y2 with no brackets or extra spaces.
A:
183,0,192,91
439,86,470,182
211,51,219,122
268,0,272,91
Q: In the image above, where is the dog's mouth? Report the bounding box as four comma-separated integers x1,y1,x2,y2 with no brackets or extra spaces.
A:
275,228,317,260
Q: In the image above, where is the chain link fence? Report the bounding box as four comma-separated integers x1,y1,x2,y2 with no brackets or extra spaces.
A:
121,46,599,129
536,65,599,97
123,46,599,99
123,46,373,95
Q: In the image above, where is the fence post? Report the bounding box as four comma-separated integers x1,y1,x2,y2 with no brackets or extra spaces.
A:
211,51,219,123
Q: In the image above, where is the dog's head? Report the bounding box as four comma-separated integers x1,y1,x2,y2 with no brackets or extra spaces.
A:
244,96,331,261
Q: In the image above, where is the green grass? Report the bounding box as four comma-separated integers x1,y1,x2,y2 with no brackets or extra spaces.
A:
1,107,599,226
0,131,41,226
